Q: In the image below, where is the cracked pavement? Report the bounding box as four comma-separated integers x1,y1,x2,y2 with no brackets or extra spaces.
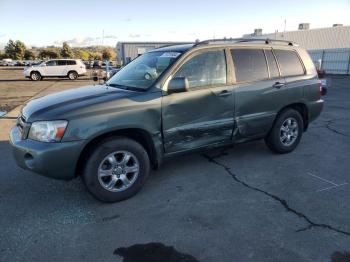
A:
1,75,350,262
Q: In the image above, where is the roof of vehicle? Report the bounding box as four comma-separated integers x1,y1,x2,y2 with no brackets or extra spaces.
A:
149,38,300,53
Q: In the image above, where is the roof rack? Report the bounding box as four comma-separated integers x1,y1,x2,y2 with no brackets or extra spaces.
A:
194,38,298,47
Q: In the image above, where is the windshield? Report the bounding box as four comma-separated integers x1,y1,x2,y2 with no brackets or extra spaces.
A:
106,51,182,90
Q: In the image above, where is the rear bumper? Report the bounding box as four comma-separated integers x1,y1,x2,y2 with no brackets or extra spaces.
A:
308,99,324,123
10,126,85,180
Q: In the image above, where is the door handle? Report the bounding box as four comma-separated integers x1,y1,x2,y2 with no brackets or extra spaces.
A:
273,82,285,89
215,90,232,97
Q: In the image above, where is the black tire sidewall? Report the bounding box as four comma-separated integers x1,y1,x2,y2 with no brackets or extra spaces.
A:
83,137,150,202
266,109,303,154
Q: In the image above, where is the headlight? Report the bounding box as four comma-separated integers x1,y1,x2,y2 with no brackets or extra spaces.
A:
28,120,68,142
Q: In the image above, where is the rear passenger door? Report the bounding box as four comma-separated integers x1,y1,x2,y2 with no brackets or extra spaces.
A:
57,60,67,76
231,48,289,138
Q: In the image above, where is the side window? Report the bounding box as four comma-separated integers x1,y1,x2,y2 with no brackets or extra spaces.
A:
273,50,304,76
46,60,57,66
174,50,226,89
264,49,280,78
231,49,268,82
57,60,67,66
67,60,77,65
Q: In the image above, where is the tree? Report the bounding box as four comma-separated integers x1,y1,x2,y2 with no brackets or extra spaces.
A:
4,40,26,60
102,48,115,61
74,49,90,60
39,49,60,59
24,50,35,60
60,42,74,58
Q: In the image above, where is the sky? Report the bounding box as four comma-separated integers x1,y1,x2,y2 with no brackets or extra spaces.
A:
0,0,349,48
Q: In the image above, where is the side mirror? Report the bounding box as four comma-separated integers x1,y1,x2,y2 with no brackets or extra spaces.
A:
167,77,189,94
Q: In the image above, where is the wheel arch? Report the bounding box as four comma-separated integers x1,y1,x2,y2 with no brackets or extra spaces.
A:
75,128,160,177
276,103,309,131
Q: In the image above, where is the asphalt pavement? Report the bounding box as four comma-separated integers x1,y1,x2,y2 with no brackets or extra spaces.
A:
0,76,350,262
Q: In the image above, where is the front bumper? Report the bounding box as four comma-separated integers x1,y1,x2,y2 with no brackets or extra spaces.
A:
10,126,85,180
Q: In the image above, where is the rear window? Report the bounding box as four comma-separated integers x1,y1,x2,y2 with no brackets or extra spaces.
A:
67,60,77,65
264,49,280,78
273,50,304,76
231,49,268,82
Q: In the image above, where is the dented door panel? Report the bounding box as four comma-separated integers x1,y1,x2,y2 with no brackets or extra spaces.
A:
162,85,235,153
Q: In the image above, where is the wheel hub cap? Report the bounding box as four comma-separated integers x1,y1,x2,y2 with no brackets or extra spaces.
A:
279,117,299,146
97,151,140,192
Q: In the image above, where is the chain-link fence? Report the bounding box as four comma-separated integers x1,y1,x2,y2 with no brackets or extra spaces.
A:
308,48,350,75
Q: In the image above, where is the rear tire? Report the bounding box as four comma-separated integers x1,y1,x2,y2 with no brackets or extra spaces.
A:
265,109,303,154
82,137,150,202
30,71,41,81
68,71,78,80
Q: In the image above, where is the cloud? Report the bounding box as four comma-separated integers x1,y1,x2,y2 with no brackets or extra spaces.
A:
123,18,132,22
104,35,118,39
129,34,141,38
0,34,6,38
54,36,102,47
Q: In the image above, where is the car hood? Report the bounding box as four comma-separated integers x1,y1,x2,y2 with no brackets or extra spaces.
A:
22,85,141,121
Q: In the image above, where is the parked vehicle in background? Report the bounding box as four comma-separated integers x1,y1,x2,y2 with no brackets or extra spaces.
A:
23,59,86,81
83,60,91,69
1,58,13,66
92,60,102,69
10,38,323,202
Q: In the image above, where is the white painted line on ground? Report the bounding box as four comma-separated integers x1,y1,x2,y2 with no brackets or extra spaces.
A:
307,172,338,186
317,183,348,192
306,172,348,192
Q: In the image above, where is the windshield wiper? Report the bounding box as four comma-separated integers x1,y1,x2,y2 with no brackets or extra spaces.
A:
105,83,145,92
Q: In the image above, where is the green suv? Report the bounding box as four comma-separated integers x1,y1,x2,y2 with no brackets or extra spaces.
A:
10,39,323,202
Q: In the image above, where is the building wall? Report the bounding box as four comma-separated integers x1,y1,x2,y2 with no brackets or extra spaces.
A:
245,26,350,74
117,42,191,65
308,48,350,74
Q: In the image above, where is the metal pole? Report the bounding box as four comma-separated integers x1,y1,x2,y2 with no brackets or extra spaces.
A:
320,50,325,71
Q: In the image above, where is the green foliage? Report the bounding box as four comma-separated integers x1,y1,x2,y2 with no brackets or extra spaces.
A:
102,48,116,60
24,49,35,60
39,49,60,59
4,40,26,60
91,52,102,60
74,49,90,60
60,42,74,58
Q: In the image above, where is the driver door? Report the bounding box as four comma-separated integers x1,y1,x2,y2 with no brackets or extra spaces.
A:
44,60,59,76
162,49,235,153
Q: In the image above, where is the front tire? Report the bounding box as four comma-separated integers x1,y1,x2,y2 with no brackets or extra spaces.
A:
30,71,41,81
265,109,303,154
68,71,78,80
83,137,150,202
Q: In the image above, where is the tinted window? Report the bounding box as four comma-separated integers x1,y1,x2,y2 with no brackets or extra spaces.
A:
274,50,304,76
46,60,57,66
67,60,77,65
264,50,279,78
174,50,226,89
231,49,268,82
57,60,67,66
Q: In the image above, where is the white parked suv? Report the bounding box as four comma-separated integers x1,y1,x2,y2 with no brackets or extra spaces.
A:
24,59,87,81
